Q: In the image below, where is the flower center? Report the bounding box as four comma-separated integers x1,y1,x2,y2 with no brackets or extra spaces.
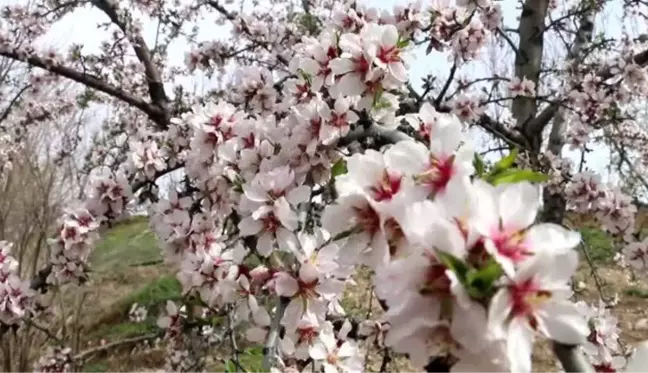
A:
491,227,532,262
369,171,402,202
510,278,552,321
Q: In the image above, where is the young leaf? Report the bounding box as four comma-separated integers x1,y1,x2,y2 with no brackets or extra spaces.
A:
473,153,486,176
489,168,550,185
465,259,503,299
331,158,347,177
397,38,410,48
493,148,518,172
436,250,470,282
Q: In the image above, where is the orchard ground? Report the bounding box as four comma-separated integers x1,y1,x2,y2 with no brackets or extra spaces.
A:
65,215,648,372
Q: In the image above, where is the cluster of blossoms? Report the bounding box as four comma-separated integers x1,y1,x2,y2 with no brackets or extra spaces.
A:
565,171,637,240
157,301,222,372
33,346,73,373
571,300,648,373
47,169,132,285
0,241,33,325
129,302,148,323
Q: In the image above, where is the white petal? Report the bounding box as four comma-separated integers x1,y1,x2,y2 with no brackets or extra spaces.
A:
257,231,274,257
275,197,299,230
384,140,428,175
238,216,264,236
275,273,299,297
498,182,539,230
337,341,357,358
308,341,328,360
525,223,581,254
328,58,355,75
277,228,299,253
507,317,533,373
381,24,399,47
246,327,268,342
335,73,365,97
487,288,512,339
539,301,588,344
287,185,311,205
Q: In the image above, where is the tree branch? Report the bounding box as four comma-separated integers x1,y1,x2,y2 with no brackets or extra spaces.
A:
262,297,290,371
0,49,164,121
89,0,170,126
552,342,595,373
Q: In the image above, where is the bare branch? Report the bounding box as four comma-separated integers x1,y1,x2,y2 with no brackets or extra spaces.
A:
0,50,164,122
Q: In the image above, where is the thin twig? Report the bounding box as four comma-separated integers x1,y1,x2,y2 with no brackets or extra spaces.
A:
74,333,160,362
227,306,248,373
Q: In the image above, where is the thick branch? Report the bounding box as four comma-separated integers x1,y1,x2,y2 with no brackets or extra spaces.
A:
553,343,595,373
262,297,290,371
90,0,170,126
511,0,549,135
337,123,413,146
0,49,164,120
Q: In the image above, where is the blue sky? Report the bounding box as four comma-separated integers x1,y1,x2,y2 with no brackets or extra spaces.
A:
26,0,648,184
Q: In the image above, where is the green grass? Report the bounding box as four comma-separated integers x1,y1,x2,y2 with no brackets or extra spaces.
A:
83,362,109,372
88,321,159,340
90,215,160,273
624,286,648,299
580,226,615,263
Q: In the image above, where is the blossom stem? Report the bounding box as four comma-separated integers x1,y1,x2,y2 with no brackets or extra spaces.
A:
262,296,290,371
552,342,595,373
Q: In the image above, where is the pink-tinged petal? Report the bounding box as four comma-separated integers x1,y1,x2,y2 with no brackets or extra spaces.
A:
287,185,311,205
487,288,513,339
316,278,344,296
498,182,539,230
538,301,588,344
274,273,299,297
485,239,516,278
238,216,264,236
309,341,328,360
626,340,648,372
507,317,533,373
257,231,274,257
299,262,319,284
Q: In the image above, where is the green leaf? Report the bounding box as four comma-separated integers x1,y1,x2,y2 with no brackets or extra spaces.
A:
489,168,550,185
465,259,503,299
224,360,237,373
436,251,470,282
473,153,486,176
493,148,518,172
331,158,347,177
397,38,410,48
372,85,384,108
